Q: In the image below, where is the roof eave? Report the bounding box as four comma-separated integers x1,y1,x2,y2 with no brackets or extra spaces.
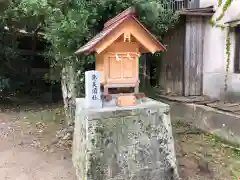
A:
75,48,93,55
131,16,166,51
75,16,131,55
178,6,215,16
161,46,167,52
179,12,214,16
75,8,166,55
224,19,240,26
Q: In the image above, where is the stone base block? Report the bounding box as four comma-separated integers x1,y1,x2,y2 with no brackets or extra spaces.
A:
72,98,179,180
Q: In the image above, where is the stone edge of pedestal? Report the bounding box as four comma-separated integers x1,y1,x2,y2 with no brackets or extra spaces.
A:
75,97,170,118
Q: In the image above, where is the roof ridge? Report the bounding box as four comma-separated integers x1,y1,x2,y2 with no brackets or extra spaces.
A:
104,7,136,29
75,7,166,55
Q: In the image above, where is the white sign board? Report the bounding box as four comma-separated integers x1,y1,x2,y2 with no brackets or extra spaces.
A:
85,71,102,108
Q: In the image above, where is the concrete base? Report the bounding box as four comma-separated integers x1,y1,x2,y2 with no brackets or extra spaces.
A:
72,98,180,180
165,100,240,145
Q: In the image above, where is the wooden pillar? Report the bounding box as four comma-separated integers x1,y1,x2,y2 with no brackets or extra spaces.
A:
140,54,151,92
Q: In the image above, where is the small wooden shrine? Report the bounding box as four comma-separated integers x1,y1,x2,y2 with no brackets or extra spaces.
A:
75,7,166,100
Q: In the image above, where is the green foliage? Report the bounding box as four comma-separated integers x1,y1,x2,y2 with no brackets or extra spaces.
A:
14,0,178,60
209,19,216,26
216,24,225,30
211,0,233,100
231,23,238,28
218,0,223,7
224,28,231,98
216,0,233,22
0,0,179,95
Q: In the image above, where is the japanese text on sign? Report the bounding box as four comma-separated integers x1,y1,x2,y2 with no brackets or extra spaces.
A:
85,71,102,108
92,74,98,100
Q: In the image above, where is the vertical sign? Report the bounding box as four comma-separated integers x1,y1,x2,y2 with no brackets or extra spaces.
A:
85,71,102,108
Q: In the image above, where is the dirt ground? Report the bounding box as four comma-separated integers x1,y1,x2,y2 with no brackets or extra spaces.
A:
173,120,240,180
0,102,240,180
0,103,77,180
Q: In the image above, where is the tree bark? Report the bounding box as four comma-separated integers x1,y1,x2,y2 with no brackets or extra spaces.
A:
61,64,76,125
142,54,147,88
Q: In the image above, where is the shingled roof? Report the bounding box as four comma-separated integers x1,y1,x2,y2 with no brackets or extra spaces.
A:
75,7,165,55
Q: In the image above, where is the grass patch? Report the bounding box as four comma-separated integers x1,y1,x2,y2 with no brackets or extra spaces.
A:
173,119,240,179
205,132,240,159
17,104,65,125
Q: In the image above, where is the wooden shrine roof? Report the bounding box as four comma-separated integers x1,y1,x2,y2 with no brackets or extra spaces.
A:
75,7,166,55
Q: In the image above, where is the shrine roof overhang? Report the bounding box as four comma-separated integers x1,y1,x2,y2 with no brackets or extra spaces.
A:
225,19,240,26
75,7,166,55
178,6,215,16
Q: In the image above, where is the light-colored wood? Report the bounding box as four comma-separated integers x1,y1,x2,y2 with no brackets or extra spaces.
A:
105,83,136,88
95,17,164,54
124,32,131,42
96,53,105,83
93,16,164,93
100,52,139,86
109,56,121,79
122,57,135,78
103,53,108,85
104,41,139,53
77,8,165,94
116,95,136,107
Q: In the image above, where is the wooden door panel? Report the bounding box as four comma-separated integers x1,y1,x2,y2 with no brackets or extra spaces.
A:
122,57,136,78
184,16,204,96
109,56,121,79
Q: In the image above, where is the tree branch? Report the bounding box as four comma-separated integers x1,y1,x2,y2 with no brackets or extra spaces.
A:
33,23,42,33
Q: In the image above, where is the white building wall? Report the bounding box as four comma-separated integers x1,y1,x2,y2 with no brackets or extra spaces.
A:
199,0,218,8
202,16,240,100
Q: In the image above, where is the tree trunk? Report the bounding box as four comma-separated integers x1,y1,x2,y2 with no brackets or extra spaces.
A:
61,64,76,125
142,54,147,88
140,54,151,92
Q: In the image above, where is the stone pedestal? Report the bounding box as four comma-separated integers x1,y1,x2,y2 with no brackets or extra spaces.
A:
73,98,179,180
